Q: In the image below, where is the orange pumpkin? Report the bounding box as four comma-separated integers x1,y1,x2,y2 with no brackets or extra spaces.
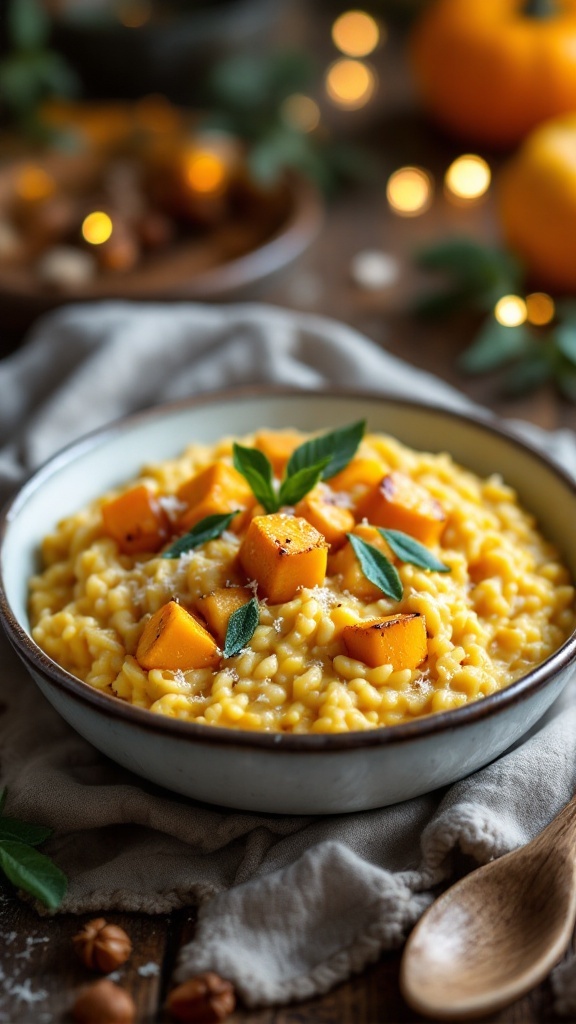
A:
410,0,576,148
498,112,576,291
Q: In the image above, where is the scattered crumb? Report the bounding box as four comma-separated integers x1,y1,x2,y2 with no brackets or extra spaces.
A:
138,962,160,977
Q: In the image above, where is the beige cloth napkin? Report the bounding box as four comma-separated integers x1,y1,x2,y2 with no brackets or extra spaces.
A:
1,300,576,1010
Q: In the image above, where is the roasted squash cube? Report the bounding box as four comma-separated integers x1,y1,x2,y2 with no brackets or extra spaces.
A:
328,457,388,495
253,430,303,477
136,600,220,671
239,514,328,603
294,488,355,549
195,586,253,646
343,613,427,670
177,462,254,531
101,484,170,555
357,471,446,546
328,524,395,601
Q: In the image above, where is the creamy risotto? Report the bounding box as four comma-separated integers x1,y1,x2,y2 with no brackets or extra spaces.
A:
28,427,576,733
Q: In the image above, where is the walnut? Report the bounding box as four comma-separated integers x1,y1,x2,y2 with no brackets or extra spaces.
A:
73,917,132,973
166,973,236,1022
71,979,135,1024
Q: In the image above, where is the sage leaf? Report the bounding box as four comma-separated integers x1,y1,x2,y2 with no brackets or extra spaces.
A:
0,818,53,846
555,324,576,366
233,443,278,513
286,420,366,481
459,319,532,374
0,841,67,910
223,597,260,658
278,458,330,507
347,534,403,602
162,511,239,559
378,529,451,573
284,417,362,481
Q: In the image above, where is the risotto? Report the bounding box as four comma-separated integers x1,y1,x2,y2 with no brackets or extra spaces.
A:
28,425,576,734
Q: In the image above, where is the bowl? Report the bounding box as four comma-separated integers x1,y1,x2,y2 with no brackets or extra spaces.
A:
1,390,576,814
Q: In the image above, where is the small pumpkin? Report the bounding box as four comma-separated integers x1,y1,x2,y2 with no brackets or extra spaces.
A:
410,0,576,148
498,112,576,292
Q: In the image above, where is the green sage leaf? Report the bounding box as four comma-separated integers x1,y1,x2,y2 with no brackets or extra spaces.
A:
223,597,260,658
286,420,366,481
555,324,576,366
278,458,330,507
0,818,53,846
459,320,532,375
378,529,451,573
0,841,67,910
347,534,403,602
162,511,239,559
233,443,278,513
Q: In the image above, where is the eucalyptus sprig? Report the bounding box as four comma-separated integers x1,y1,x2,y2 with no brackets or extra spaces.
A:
0,789,67,909
348,527,451,601
233,420,366,513
414,236,576,401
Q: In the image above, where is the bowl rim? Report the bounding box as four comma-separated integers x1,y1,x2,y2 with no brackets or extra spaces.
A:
2,385,576,752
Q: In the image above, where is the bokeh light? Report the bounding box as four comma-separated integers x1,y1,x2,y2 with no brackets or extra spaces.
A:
494,295,527,327
325,59,376,110
526,292,555,326
135,94,181,133
15,166,55,203
184,151,227,195
281,94,321,133
82,212,114,246
331,11,382,57
444,155,491,201
386,167,433,216
117,0,152,27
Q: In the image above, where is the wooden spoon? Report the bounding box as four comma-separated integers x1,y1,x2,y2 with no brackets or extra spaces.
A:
400,795,576,1019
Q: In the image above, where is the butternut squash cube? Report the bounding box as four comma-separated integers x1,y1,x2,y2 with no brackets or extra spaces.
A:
195,586,253,646
328,524,395,601
136,600,220,671
357,471,446,546
294,489,355,549
253,430,303,477
343,613,427,670
177,462,254,531
239,514,328,604
328,457,388,494
101,484,170,555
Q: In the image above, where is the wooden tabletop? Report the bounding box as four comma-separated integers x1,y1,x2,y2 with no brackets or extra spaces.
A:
2,3,576,1022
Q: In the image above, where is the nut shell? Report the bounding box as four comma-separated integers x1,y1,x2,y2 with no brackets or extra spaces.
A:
73,917,132,973
167,972,236,1022
71,979,135,1024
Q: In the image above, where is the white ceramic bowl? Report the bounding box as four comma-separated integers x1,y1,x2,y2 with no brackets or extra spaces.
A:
2,390,576,814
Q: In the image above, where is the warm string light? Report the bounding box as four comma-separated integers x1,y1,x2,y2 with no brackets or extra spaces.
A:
281,94,321,133
494,295,527,327
117,0,152,28
82,212,114,245
386,167,433,216
444,155,491,202
325,58,376,110
184,151,228,195
15,166,56,203
526,292,555,326
331,10,382,57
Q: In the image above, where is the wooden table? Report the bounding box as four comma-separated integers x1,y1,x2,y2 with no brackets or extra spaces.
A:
1,3,575,1021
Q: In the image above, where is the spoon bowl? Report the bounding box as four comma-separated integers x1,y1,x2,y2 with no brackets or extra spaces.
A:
400,796,576,1019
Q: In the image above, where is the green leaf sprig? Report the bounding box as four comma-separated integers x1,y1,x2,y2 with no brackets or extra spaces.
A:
162,511,239,559
0,789,67,909
233,420,366,513
413,237,576,401
347,527,451,601
223,596,260,658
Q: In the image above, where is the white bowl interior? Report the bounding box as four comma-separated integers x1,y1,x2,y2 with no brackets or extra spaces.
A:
5,393,576,637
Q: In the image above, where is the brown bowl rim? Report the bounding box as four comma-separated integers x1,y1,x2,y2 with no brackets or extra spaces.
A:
2,385,576,752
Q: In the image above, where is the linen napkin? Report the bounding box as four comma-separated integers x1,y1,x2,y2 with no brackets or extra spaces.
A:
1,300,576,1011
